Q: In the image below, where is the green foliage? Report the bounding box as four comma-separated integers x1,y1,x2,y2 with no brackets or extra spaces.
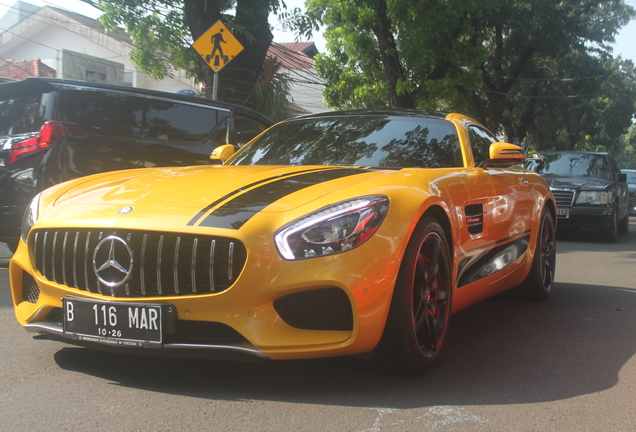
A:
298,0,636,156
98,0,200,80
94,0,290,114
253,69,292,122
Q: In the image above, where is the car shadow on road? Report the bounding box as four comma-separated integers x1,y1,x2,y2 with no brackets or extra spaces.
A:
53,281,636,409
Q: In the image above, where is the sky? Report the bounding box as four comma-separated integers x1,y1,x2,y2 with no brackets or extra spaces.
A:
0,0,633,61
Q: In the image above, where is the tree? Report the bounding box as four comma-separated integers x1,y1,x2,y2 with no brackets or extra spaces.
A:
298,0,490,110
299,0,635,146
91,0,283,111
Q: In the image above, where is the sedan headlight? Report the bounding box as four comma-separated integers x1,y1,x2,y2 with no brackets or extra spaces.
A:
21,192,42,242
275,195,389,260
576,191,609,205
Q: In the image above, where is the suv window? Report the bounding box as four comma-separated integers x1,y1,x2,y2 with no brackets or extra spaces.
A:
234,115,269,146
147,99,218,142
58,90,144,137
0,95,45,136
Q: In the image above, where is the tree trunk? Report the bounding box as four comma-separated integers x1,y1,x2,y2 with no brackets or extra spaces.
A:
184,0,272,108
371,0,415,109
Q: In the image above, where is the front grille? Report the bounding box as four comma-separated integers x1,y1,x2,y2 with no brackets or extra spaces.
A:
31,229,247,297
550,188,575,207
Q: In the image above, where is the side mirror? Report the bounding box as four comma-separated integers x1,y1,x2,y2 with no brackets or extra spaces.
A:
618,173,627,183
210,144,235,163
479,143,526,168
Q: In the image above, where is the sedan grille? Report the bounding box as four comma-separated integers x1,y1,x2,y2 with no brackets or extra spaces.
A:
30,229,247,297
550,188,575,207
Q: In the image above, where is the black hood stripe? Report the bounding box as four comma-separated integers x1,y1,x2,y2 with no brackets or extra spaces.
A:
187,168,328,226
198,168,370,230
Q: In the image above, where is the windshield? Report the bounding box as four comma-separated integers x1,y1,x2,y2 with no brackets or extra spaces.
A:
228,115,463,169
528,153,611,179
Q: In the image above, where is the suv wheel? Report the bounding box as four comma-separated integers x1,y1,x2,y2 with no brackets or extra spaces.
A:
605,205,619,242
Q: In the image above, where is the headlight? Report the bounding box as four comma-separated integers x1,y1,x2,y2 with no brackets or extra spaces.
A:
21,192,42,242
576,191,609,205
275,195,389,260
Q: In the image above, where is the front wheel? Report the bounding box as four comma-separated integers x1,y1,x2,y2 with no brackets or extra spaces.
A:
516,207,556,300
379,216,452,374
605,205,618,242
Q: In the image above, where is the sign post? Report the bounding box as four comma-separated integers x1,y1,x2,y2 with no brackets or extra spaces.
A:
192,21,244,100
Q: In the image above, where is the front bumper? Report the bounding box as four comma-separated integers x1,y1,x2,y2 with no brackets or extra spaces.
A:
9,217,407,361
556,206,614,230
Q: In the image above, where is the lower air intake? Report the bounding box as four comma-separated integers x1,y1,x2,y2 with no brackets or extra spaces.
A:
274,287,353,331
22,272,40,303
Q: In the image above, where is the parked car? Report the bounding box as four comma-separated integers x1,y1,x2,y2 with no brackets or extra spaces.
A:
623,169,636,216
0,78,273,251
10,110,557,374
526,151,629,241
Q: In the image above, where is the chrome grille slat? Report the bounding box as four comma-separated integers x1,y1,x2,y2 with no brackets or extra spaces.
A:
72,232,79,288
191,238,198,293
140,234,147,295
173,236,181,294
62,232,69,286
157,235,164,295
31,229,246,298
209,239,216,293
84,232,91,291
42,231,48,279
52,231,58,282
550,188,575,207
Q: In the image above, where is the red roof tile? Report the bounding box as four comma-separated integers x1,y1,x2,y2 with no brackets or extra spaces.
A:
267,42,317,70
0,58,56,81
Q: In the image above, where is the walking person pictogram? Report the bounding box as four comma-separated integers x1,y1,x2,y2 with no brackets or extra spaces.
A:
205,28,229,67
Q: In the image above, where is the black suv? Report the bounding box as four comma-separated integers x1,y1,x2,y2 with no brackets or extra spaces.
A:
526,151,629,241
0,78,273,250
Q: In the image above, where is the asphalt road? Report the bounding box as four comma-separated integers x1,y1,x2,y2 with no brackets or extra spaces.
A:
1,220,635,432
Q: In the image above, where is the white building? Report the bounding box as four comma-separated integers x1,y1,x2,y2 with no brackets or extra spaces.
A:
0,1,195,92
0,1,329,114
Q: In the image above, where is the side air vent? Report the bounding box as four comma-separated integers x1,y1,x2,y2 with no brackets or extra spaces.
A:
465,203,484,234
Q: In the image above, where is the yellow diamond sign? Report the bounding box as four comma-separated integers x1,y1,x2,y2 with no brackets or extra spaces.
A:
192,21,244,73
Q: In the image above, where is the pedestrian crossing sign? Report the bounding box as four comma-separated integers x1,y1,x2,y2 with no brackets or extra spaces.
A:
192,21,244,73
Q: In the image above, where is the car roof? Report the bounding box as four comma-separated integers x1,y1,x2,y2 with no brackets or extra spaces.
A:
0,77,273,124
290,108,449,121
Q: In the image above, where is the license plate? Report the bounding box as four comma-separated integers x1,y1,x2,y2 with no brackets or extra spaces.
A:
63,297,163,348
556,207,570,218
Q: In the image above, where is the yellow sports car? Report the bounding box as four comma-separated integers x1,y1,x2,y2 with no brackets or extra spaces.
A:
10,110,556,374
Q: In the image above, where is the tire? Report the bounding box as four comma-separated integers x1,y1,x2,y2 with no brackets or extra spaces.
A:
379,216,452,374
517,207,556,301
605,205,618,242
618,210,629,235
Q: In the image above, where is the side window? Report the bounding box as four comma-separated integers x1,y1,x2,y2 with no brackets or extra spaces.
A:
58,90,144,137
147,99,218,142
468,125,497,166
234,115,269,147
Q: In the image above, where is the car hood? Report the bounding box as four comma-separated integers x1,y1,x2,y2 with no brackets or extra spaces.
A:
49,165,388,218
541,174,612,191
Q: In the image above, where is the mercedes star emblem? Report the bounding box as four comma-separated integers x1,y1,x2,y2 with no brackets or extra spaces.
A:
92,235,134,287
